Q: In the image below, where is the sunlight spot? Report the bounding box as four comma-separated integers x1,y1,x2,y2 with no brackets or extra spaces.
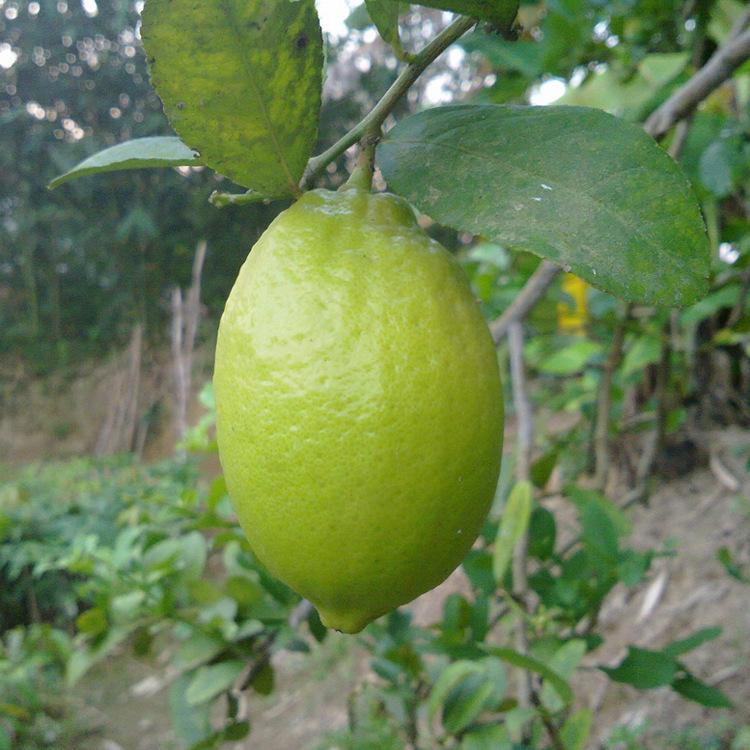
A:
529,78,566,106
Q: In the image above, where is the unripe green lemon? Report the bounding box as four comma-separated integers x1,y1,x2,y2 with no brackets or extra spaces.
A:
214,187,503,633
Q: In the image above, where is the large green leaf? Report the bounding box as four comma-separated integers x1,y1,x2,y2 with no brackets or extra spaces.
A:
141,0,323,196
48,137,200,189
672,674,732,708
378,104,710,305
365,1,404,55
383,0,518,27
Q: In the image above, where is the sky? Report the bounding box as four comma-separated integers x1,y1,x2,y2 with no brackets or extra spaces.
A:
317,0,356,38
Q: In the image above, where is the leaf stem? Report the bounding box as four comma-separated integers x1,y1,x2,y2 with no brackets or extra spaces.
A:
300,15,476,190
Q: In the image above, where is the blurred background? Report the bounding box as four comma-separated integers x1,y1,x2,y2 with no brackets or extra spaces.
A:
1,1,750,749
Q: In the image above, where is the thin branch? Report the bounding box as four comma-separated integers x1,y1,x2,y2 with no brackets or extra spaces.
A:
593,310,629,491
645,28,750,139
508,320,533,713
491,261,563,343
300,15,476,189
237,599,313,692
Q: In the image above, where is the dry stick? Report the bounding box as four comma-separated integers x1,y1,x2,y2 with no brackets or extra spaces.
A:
491,262,563,344
507,321,534,714
593,309,630,491
644,27,750,139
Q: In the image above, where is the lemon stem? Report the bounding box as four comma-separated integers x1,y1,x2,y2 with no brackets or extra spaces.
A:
340,131,380,192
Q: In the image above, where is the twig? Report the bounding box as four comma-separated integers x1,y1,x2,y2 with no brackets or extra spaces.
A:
237,599,313,692
507,321,533,712
726,265,750,327
530,690,566,750
300,15,476,189
491,261,563,343
645,28,750,139
593,310,629,491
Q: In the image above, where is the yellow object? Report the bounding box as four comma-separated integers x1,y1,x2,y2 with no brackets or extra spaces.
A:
214,187,504,633
557,273,589,335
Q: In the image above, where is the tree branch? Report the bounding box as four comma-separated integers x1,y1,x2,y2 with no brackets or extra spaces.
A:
645,27,750,139
490,261,563,343
300,15,476,189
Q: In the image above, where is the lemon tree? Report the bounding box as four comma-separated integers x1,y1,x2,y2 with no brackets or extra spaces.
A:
45,0,742,748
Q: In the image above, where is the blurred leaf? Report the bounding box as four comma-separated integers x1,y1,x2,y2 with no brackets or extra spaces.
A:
185,660,245,705
672,674,732,708
250,662,275,695
383,0,518,27
141,0,323,195
443,676,496,734
663,627,722,658
699,138,743,198
493,480,533,582
76,607,108,636
680,285,741,327
0,726,10,750
365,1,406,57
621,335,661,380
528,507,556,560
378,104,710,305
485,646,572,704
463,550,496,596
48,137,200,189
460,723,512,749
541,639,586,712
539,340,602,375
170,673,212,747
561,708,593,750
601,646,677,689
530,450,558,489
717,546,750,583
429,661,485,724
175,632,225,669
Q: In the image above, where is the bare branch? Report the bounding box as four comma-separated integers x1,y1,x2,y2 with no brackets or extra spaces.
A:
645,28,750,139
490,261,562,343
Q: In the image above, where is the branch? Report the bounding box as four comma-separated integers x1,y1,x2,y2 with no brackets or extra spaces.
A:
645,27,750,139
507,320,533,713
490,261,563,343
300,15,476,189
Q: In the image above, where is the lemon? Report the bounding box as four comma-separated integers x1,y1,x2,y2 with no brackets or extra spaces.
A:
214,187,503,633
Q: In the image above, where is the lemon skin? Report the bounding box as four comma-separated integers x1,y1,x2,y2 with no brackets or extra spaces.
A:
214,187,503,633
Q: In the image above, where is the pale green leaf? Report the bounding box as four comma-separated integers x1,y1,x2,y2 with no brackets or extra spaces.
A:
142,0,323,196
493,480,532,582
561,709,593,750
383,0,518,27
48,137,200,189
378,104,710,305
541,640,587,712
185,660,246,705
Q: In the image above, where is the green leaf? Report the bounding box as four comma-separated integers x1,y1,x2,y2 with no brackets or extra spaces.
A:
621,335,661,380
717,546,750,583
170,674,213,747
601,646,678,689
378,104,710,306
429,661,485,724
530,450,558,490
142,0,323,196
383,0,518,28
561,709,593,750
443,677,496,734
538,340,602,375
365,1,405,56
528,507,556,560
672,674,732,708
663,627,722,658
460,723,512,750
0,725,10,750
175,632,225,669
185,660,246,705
493,480,533,582
76,607,108,636
485,646,573,705
250,662,275,695
48,137,200,189
680,285,741,327
540,640,586,712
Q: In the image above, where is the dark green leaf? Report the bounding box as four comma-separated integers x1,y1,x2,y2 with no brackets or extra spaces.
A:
528,507,556,560
463,550,496,595
460,723,512,750
142,0,323,196
443,676,496,734
48,137,200,189
717,546,750,583
250,662,275,695
663,627,722,658
365,1,403,53
530,451,558,490
672,675,732,708
378,104,710,305
601,646,678,689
